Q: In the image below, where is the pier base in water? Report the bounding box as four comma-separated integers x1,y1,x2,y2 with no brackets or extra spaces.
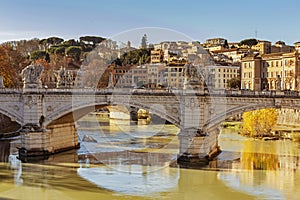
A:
177,128,221,167
18,122,79,161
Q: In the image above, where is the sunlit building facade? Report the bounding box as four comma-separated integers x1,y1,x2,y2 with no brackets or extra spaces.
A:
241,51,300,91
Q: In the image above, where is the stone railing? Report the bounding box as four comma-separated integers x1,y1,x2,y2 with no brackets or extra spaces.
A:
1,87,300,98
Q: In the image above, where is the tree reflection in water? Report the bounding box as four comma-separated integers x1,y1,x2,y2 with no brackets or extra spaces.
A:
241,140,279,171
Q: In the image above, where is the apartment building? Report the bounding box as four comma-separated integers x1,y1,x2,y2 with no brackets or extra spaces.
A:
212,48,249,63
113,65,147,88
150,49,163,64
206,65,240,89
241,51,300,91
271,41,294,53
164,65,185,89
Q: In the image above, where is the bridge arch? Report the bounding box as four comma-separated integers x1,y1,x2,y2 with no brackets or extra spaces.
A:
204,103,300,131
0,107,22,126
44,101,180,127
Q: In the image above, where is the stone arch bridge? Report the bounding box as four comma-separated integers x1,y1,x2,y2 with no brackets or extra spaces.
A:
0,88,298,163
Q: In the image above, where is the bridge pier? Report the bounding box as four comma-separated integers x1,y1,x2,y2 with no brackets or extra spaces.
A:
177,128,221,165
18,122,79,160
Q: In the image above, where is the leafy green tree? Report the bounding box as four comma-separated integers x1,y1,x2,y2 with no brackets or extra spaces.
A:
46,37,64,45
54,46,66,55
119,49,151,65
79,36,105,47
227,77,241,89
39,37,64,50
63,39,79,47
65,46,81,61
47,45,59,54
242,108,278,137
30,50,50,62
239,38,258,48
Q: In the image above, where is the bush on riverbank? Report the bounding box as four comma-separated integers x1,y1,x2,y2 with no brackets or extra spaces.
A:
241,108,278,137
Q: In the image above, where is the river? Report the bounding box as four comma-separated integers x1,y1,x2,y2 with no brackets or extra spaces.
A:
1,120,300,200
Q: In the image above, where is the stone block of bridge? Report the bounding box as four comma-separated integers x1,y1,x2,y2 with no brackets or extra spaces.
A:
19,122,79,159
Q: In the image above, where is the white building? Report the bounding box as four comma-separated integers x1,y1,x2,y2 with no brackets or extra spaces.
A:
207,65,240,89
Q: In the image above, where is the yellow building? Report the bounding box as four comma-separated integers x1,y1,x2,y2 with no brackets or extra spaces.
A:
251,40,272,54
241,54,262,90
262,52,300,90
241,51,300,91
150,49,163,64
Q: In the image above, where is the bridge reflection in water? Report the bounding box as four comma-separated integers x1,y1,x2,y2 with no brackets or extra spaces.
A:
1,127,300,199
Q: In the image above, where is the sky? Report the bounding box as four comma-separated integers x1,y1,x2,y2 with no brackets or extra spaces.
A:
0,0,299,45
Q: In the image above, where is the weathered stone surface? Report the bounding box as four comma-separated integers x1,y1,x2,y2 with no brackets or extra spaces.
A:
21,64,43,89
0,76,4,88
19,122,79,158
82,135,97,143
0,88,297,163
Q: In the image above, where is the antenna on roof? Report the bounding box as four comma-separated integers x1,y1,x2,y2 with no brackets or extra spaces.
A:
255,29,258,39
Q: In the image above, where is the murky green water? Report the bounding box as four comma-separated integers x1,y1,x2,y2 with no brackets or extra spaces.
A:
1,120,300,200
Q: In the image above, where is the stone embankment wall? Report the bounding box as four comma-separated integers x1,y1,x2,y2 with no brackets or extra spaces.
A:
277,109,300,127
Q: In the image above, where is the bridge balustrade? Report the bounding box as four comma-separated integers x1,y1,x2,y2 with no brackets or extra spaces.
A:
1,87,300,98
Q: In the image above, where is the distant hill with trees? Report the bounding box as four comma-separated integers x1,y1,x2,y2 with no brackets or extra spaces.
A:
0,35,153,88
